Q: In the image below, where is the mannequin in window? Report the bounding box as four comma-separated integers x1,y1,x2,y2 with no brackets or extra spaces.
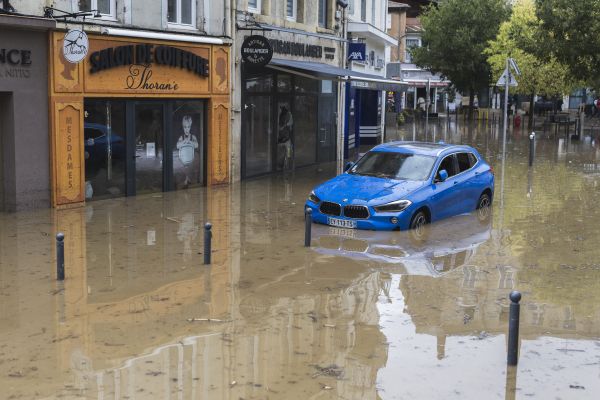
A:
176,115,199,187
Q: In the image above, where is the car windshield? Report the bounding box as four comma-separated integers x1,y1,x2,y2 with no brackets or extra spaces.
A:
349,151,436,181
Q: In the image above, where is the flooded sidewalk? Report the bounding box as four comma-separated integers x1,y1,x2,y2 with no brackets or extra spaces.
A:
1,121,599,399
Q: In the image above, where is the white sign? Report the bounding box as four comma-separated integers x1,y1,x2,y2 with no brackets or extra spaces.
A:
496,68,518,87
146,142,156,158
63,29,89,64
509,58,521,76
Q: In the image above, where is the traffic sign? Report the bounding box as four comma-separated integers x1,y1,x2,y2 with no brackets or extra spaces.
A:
496,68,518,87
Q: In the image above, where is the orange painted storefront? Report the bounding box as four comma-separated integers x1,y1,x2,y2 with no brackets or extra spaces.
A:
49,31,230,207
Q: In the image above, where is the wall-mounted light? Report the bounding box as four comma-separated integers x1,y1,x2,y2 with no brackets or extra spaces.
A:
336,0,348,9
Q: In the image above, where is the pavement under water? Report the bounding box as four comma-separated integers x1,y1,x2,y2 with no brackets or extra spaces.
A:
0,120,599,399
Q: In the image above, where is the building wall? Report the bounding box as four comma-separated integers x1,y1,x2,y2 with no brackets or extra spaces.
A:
10,1,228,37
0,28,51,210
387,8,407,62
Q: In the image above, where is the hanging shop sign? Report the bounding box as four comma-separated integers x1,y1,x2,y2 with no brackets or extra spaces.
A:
241,35,273,67
63,29,89,64
348,42,366,62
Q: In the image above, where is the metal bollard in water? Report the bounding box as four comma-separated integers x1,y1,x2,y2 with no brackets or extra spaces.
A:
304,208,312,247
56,232,65,281
529,132,535,167
507,291,521,365
204,223,212,265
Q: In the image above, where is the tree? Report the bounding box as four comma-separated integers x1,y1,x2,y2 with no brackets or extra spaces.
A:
535,0,600,88
411,0,511,119
485,0,574,128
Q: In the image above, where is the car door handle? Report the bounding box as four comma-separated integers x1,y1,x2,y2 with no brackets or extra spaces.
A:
453,181,458,185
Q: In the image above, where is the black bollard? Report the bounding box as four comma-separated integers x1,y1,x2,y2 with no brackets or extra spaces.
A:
204,223,212,265
507,291,521,366
56,232,65,281
304,208,312,247
529,132,535,167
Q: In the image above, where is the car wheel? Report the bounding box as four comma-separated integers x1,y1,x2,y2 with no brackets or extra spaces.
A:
409,210,429,246
476,193,491,222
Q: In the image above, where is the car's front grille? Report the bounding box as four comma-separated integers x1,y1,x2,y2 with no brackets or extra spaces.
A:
320,201,341,216
343,205,369,219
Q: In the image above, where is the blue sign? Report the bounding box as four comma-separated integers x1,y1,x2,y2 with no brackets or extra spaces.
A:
348,42,366,61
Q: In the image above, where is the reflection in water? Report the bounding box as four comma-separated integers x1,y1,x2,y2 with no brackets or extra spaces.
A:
1,121,600,399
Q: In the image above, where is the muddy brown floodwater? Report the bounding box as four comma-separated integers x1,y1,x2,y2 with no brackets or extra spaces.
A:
1,121,599,399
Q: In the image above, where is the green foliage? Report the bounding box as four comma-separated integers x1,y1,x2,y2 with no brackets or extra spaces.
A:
411,0,511,96
485,0,574,97
535,0,600,87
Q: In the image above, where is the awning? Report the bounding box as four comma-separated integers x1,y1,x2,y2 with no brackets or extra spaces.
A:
267,58,408,92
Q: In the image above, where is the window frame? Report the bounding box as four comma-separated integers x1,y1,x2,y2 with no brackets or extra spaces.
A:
455,152,479,174
75,0,117,20
286,0,297,21
166,0,196,29
318,0,327,28
248,0,261,14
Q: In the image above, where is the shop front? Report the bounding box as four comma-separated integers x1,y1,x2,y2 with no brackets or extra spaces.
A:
49,32,230,207
239,30,344,179
0,15,55,211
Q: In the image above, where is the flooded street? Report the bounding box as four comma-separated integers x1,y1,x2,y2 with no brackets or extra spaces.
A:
1,120,600,399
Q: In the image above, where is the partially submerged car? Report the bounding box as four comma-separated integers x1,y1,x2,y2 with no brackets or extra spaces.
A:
305,142,494,231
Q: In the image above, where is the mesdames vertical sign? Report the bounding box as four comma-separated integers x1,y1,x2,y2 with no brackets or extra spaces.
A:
84,41,211,93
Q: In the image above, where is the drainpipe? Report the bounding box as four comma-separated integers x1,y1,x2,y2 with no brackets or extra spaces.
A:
336,6,347,174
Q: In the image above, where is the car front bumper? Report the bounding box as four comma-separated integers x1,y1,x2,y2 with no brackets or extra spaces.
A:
305,201,414,231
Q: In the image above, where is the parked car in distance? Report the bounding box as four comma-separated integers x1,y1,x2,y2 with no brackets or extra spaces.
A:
305,141,494,231
534,97,561,115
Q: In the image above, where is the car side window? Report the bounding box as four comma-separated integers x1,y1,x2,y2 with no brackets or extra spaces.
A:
457,152,473,172
436,154,457,179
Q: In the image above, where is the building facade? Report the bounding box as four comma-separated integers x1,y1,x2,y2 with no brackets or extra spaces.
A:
233,0,345,179
232,0,405,180
0,13,55,211
386,0,449,113
345,0,398,151
0,0,231,210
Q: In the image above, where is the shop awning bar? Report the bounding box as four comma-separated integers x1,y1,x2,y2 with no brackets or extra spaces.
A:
100,27,225,45
267,58,408,92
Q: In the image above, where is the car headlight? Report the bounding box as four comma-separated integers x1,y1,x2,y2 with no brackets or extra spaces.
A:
308,191,321,203
373,199,412,213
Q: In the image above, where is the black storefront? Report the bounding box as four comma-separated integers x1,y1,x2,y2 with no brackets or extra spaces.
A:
241,66,338,178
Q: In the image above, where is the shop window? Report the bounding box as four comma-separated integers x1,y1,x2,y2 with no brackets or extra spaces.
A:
167,0,195,27
78,0,116,19
294,75,318,93
246,74,273,93
286,0,297,21
84,100,126,201
318,0,327,28
244,96,273,176
248,0,261,14
294,95,317,167
277,75,292,93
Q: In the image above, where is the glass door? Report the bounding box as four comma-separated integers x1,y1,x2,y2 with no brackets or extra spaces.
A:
134,103,165,195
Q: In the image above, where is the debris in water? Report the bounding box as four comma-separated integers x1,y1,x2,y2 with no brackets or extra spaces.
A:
311,364,344,379
186,318,229,322
569,385,585,390
323,324,336,328
229,380,237,388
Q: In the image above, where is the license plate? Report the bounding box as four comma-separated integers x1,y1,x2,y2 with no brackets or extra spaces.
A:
328,227,357,238
327,217,357,229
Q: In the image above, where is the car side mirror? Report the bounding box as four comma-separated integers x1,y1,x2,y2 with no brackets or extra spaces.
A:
344,162,354,172
436,169,448,182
